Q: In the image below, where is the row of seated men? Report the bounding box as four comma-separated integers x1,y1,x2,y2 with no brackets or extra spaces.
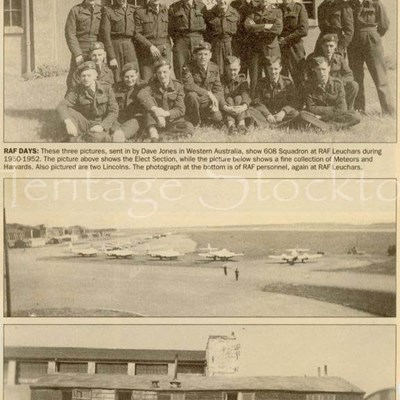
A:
57,36,361,142
66,0,394,122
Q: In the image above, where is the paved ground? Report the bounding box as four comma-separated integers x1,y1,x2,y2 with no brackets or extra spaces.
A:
7,237,394,317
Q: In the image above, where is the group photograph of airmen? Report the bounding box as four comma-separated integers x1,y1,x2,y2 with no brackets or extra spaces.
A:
4,0,397,142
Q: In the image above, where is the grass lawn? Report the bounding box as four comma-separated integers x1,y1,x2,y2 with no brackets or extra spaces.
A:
4,69,396,143
263,282,396,317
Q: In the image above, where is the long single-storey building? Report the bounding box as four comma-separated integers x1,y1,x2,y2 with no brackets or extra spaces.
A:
29,374,365,400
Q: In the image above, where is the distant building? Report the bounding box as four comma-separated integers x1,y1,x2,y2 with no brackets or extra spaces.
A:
30,374,364,400
365,388,396,400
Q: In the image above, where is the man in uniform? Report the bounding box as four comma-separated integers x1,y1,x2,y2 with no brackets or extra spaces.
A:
69,42,114,91
315,0,354,56
135,0,171,81
205,0,240,78
65,0,103,89
100,0,138,82
112,62,148,143
168,0,207,81
348,0,394,115
221,56,251,134
57,61,119,142
182,41,224,127
278,0,308,88
308,34,358,111
299,57,361,131
244,0,283,96
251,56,300,128
230,0,252,77
138,59,194,142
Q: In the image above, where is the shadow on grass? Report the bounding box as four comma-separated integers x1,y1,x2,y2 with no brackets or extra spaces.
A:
5,109,66,142
263,282,395,317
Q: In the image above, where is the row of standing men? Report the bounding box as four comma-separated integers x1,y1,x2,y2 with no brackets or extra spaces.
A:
65,0,394,116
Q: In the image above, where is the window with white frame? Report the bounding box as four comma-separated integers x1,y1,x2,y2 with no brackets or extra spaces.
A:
72,389,92,400
4,0,23,28
307,394,336,400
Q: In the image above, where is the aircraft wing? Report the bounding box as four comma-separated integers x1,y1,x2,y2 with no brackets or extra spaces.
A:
300,254,322,261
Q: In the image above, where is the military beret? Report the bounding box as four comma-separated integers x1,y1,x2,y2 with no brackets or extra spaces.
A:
121,62,139,77
76,61,97,75
264,55,282,66
193,41,212,53
225,55,241,66
321,33,339,43
89,41,105,52
153,58,170,71
310,56,329,67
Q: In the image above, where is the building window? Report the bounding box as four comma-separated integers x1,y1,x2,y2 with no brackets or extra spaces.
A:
135,364,168,375
117,391,133,400
58,362,88,374
4,0,23,28
177,364,205,375
16,362,48,384
307,394,336,400
4,361,9,384
303,0,317,20
96,363,128,375
72,389,92,400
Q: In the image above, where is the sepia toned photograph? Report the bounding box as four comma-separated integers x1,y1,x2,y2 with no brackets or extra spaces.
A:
3,0,397,143
3,325,396,400
3,178,396,317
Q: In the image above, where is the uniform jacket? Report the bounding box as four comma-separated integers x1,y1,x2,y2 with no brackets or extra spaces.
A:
70,63,115,90
317,0,354,49
100,4,136,59
305,76,347,118
113,79,148,122
58,82,118,130
138,79,186,121
135,4,170,48
252,75,299,116
182,60,224,105
65,2,103,58
206,5,240,41
350,0,389,37
244,4,283,48
306,52,354,83
230,0,253,39
223,74,251,105
279,1,308,46
168,0,207,40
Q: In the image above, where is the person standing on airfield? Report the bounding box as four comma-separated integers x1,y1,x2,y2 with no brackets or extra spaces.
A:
235,268,239,281
244,0,283,96
168,0,207,81
100,0,138,82
314,0,354,56
65,0,103,90
278,0,308,88
205,0,240,79
135,0,171,81
347,0,394,115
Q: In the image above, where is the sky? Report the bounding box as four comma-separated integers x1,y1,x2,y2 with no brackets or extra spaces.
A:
4,178,396,229
5,325,395,396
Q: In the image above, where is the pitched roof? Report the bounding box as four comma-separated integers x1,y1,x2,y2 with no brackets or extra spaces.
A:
31,374,364,394
4,347,205,363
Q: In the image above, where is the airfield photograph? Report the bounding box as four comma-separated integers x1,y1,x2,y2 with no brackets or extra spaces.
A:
4,178,396,317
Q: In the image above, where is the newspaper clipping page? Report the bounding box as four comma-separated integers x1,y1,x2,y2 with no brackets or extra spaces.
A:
1,0,399,400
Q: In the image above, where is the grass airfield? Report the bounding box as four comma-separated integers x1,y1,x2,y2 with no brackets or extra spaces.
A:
7,232,395,317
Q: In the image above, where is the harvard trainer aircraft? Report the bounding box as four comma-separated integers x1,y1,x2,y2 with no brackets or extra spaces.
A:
269,248,322,265
147,249,184,261
102,245,136,259
199,246,244,261
69,243,98,257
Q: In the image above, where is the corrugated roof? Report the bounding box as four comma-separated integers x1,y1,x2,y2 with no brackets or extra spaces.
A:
4,347,205,363
31,374,364,394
